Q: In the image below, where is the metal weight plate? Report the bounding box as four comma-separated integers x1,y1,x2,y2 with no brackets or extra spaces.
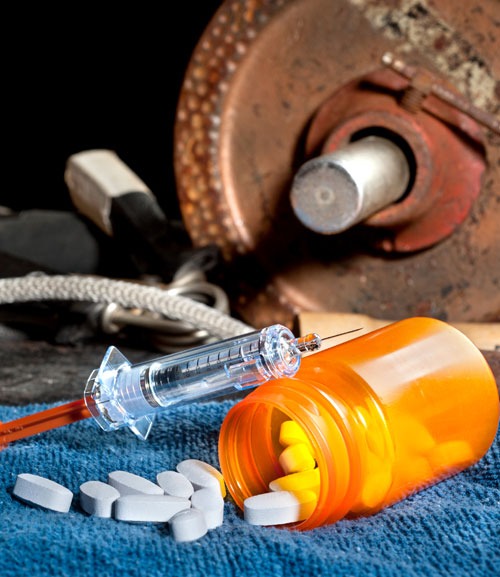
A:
174,0,500,328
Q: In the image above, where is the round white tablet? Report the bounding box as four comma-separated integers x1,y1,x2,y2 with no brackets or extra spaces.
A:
190,488,224,529
156,470,194,499
114,494,191,523
169,508,208,542
13,473,73,513
79,480,120,518
176,459,226,497
107,470,163,496
243,490,317,526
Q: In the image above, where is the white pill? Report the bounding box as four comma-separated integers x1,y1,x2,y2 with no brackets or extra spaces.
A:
108,470,163,496
243,490,317,526
156,470,194,499
13,473,73,513
114,494,191,523
176,459,226,498
190,488,224,529
79,480,120,518
169,508,208,542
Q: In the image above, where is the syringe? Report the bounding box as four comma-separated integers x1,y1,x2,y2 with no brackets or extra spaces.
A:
84,324,322,440
0,324,340,447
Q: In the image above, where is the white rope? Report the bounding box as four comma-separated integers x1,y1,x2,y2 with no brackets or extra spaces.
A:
0,274,255,340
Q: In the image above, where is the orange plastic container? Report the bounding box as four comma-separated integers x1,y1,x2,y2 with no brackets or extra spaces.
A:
218,317,499,530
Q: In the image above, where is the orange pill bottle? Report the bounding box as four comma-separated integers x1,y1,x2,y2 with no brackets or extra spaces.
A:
218,317,499,530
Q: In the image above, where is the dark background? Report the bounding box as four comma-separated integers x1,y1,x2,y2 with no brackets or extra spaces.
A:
3,3,222,221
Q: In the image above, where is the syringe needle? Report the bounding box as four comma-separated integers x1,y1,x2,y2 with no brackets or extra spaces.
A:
320,327,363,342
0,398,91,447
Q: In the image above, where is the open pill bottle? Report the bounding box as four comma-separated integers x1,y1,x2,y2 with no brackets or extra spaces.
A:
218,317,499,530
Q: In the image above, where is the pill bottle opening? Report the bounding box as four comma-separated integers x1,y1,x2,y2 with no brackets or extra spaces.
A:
218,378,364,530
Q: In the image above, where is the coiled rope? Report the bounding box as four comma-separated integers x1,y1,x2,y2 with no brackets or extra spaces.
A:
0,274,254,341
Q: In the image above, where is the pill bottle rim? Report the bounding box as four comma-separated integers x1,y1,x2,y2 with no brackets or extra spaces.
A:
218,367,377,530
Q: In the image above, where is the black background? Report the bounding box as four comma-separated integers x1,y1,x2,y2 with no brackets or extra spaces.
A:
3,3,222,220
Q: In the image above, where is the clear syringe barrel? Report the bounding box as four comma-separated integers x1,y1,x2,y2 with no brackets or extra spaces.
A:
84,325,321,440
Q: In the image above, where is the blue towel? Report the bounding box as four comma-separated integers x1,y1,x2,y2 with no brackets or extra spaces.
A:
1,401,498,577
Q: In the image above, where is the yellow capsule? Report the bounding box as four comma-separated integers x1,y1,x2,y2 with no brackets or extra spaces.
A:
292,489,318,521
279,420,315,456
359,468,393,509
427,440,475,474
350,452,393,513
396,455,433,489
269,467,320,494
279,442,316,475
393,414,437,455
366,427,387,459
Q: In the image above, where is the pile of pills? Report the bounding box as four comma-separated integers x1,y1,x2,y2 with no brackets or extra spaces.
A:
12,459,226,543
12,420,327,532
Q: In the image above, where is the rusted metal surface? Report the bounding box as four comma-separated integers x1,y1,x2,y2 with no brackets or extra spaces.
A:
306,67,487,251
381,52,500,133
174,0,500,329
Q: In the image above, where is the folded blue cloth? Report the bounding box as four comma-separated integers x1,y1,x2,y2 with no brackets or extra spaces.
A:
1,401,498,577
